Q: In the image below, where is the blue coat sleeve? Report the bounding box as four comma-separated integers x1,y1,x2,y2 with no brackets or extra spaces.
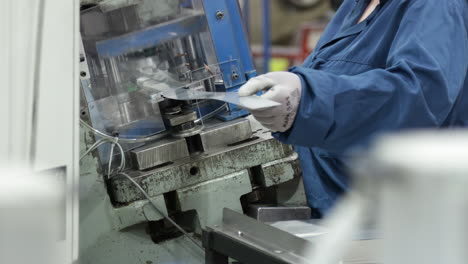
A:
275,0,468,154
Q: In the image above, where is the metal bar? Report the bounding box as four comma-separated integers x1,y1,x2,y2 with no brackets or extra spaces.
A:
242,0,250,38
262,0,271,73
202,209,316,264
96,12,207,58
203,228,289,264
225,0,256,80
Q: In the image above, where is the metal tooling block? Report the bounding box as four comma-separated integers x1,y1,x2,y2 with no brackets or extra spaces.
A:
130,119,252,170
130,137,189,170
200,118,253,152
248,205,311,223
165,111,198,127
109,135,296,204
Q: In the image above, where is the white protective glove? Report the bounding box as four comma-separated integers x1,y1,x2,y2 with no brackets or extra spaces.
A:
239,72,302,132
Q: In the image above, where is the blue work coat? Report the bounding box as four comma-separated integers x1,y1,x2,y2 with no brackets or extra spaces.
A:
274,0,468,216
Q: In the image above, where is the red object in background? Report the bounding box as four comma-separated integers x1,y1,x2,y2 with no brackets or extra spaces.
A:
297,22,328,62
251,22,327,71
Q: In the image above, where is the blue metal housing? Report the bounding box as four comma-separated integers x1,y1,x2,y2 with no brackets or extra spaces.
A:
202,0,257,120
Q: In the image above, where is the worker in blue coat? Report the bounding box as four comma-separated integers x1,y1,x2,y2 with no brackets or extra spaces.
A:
239,0,468,216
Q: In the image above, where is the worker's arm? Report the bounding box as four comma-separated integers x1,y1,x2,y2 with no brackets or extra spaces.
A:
274,0,468,153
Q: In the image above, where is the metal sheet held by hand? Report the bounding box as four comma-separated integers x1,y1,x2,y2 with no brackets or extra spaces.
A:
162,88,280,111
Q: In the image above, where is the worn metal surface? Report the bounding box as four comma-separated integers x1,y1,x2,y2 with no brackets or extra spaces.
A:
262,152,301,187
199,118,252,152
112,197,167,230
110,135,294,203
130,137,189,170
276,176,308,206
80,123,306,264
177,171,252,228
248,205,311,223
80,125,204,264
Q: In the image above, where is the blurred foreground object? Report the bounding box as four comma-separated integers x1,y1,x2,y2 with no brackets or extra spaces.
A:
366,130,468,264
202,129,468,263
309,130,468,264
0,170,64,264
0,0,79,263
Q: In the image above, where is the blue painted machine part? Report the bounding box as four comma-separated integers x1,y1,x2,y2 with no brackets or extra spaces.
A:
224,0,256,81
242,0,250,39
262,0,271,73
202,0,257,89
203,0,257,120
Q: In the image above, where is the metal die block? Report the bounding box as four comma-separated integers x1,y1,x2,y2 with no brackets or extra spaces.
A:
112,196,167,230
248,205,311,223
110,137,294,203
276,176,308,207
200,119,252,152
177,171,252,228
165,111,198,127
261,153,301,187
130,137,189,170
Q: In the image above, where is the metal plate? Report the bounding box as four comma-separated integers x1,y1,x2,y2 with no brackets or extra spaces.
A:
203,208,316,264
248,205,311,223
162,88,280,111
130,137,189,170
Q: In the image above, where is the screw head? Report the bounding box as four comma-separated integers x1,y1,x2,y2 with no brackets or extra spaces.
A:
232,72,239,80
237,231,243,237
216,11,224,20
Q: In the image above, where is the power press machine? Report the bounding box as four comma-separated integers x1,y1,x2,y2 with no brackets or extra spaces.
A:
79,0,307,263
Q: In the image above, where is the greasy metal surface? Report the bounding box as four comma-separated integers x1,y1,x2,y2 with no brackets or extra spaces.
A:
80,120,306,264
177,171,252,228
130,137,189,170
199,118,252,152
79,125,204,264
248,205,311,223
207,208,315,264
112,197,167,231
262,153,300,187
110,135,294,203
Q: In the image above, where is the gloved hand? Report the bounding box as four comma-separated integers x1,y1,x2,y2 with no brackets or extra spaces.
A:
239,72,302,132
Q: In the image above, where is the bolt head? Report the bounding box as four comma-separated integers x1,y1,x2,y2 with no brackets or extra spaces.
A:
216,11,224,20
237,231,243,237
